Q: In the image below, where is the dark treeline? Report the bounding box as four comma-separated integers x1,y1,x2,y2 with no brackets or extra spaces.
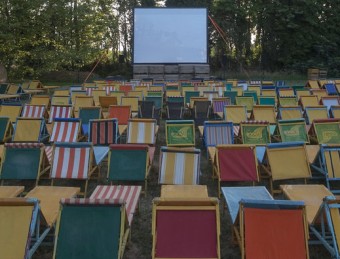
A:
1,0,339,79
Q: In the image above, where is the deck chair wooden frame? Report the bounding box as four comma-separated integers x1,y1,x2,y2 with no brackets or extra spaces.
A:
165,120,195,147
330,105,340,119
53,198,129,259
0,143,50,186
214,145,259,197
261,142,311,194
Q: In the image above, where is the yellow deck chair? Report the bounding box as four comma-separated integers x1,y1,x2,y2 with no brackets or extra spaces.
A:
304,106,329,124
135,85,148,97
279,96,298,107
278,88,295,97
236,96,254,112
279,106,303,120
6,84,21,95
261,142,311,194
51,95,70,106
121,96,139,113
311,89,328,99
53,90,69,96
251,105,276,124
30,95,50,108
0,104,22,123
109,91,125,105
127,90,143,100
73,96,94,117
299,95,320,109
306,80,320,89
0,186,24,198
70,90,87,105
13,118,49,142
91,90,107,106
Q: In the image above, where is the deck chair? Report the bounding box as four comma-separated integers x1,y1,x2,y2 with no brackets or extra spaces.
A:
165,120,195,147
13,118,49,142
193,100,211,126
91,89,106,106
138,100,155,119
299,95,320,110
276,119,309,143
98,96,117,111
239,121,270,145
223,90,238,104
0,143,50,185
325,83,338,95
90,185,141,226
73,96,94,117
200,121,234,161
109,91,125,105
0,83,8,94
107,144,151,192
0,198,50,258
0,104,22,123
48,105,73,123
119,84,132,95
261,142,311,194
258,96,276,106
50,142,99,196
166,101,184,119
127,118,157,145
53,198,129,259
330,105,340,119
320,96,340,112
243,90,258,103
304,106,329,124
0,116,13,142
50,118,82,143
235,96,254,112
311,89,328,100
278,88,295,97
121,96,139,114
184,90,200,106
152,195,220,259
251,105,276,124
30,95,50,108
214,145,259,197
51,96,70,106
279,96,298,107
0,186,24,198
78,107,102,136
88,119,118,145
223,105,247,126
212,97,230,118
306,80,320,89
159,147,201,185
281,184,340,258
107,105,131,136
236,198,308,259
6,83,23,95
308,119,340,144
21,104,48,119
278,106,303,120
311,145,340,194
203,91,219,101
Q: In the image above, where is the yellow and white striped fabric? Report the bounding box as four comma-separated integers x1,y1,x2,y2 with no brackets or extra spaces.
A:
159,147,200,185
127,119,157,144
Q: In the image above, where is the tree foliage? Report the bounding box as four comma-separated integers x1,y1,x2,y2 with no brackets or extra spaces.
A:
1,0,340,79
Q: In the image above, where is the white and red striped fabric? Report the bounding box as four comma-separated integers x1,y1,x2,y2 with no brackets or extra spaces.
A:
104,86,116,95
49,106,72,123
90,185,141,225
45,145,53,164
21,105,46,118
51,145,90,179
50,120,79,142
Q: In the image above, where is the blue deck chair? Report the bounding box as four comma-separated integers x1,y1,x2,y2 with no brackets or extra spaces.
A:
53,198,129,259
78,107,102,136
325,83,338,95
0,198,50,259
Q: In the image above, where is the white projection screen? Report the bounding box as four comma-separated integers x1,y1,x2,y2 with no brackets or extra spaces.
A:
133,8,208,64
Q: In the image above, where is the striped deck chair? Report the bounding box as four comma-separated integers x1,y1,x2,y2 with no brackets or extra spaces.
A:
308,119,340,144
13,118,49,142
0,198,51,258
304,106,329,125
330,105,340,119
53,198,129,259
51,96,70,106
48,105,73,123
0,186,24,198
278,106,303,120
199,121,234,162
50,142,98,196
107,105,131,136
311,145,340,194
222,186,273,245
276,119,309,143
238,199,308,259
165,120,195,147
261,142,311,194
282,184,340,258
159,147,201,185
107,144,151,192
299,95,320,110
21,104,48,119
278,96,298,107
79,107,102,136
239,121,270,145
127,118,157,145
0,143,50,185
214,145,259,197
0,116,13,142
50,118,82,143
152,195,220,259
73,96,94,117
0,104,22,123
90,185,141,226
212,97,230,118
89,119,118,146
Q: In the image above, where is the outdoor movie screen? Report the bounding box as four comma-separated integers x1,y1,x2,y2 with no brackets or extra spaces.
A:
133,8,208,64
